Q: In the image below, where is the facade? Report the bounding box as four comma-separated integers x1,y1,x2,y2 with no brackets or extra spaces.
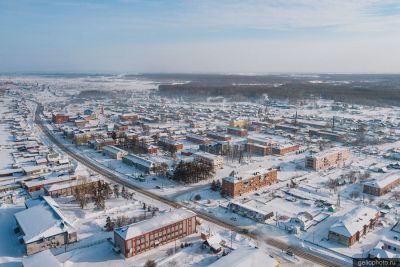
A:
158,138,184,151
207,132,232,141
363,172,400,196
52,114,69,124
305,147,349,171
103,145,128,160
328,206,379,247
227,127,248,137
14,196,77,255
222,169,278,198
245,143,271,156
114,209,196,258
271,143,299,155
194,151,224,169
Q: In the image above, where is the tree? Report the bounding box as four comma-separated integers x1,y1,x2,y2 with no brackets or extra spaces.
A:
143,260,157,267
105,216,114,231
113,184,120,198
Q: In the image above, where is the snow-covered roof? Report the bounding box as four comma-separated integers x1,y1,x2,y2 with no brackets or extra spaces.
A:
22,249,61,267
194,151,222,161
329,206,378,237
24,174,76,188
122,153,154,168
103,145,128,155
364,172,400,189
307,147,348,158
14,196,74,244
115,209,195,240
208,246,279,267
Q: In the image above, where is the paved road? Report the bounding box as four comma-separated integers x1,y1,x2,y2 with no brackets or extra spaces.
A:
34,102,342,267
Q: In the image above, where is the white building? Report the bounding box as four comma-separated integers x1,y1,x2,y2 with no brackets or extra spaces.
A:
194,151,224,169
103,145,128,160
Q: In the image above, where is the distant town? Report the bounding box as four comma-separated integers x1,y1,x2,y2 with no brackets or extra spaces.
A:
1,74,400,267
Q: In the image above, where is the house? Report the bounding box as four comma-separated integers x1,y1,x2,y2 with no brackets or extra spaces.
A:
229,119,247,128
222,169,277,198
194,151,224,169
113,209,196,258
369,237,400,259
202,233,222,253
103,145,128,160
305,147,349,171
22,165,49,176
363,172,400,196
328,206,379,247
207,246,279,267
14,196,77,255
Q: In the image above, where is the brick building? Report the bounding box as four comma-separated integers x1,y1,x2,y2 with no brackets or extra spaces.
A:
227,127,248,137
114,209,196,258
305,147,349,171
363,172,400,196
271,143,299,155
186,134,211,144
52,114,69,124
222,169,278,198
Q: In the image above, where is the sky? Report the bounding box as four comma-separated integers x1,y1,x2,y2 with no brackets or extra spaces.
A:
0,0,400,74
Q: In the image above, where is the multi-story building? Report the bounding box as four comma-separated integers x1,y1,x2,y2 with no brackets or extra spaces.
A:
122,154,154,173
158,138,184,151
227,127,248,137
222,169,277,198
44,178,100,197
271,143,299,155
305,147,349,171
245,143,271,156
186,134,211,144
194,151,224,169
113,209,196,258
328,206,379,247
363,172,400,196
229,119,247,128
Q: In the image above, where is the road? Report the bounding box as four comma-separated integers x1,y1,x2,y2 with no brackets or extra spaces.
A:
34,102,342,267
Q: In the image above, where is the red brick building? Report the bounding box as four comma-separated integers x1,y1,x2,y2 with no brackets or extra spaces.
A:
271,143,299,155
52,114,69,124
114,209,196,258
227,127,248,137
363,172,400,196
222,169,277,198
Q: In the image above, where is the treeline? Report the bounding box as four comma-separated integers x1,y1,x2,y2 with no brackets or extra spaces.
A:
158,82,400,106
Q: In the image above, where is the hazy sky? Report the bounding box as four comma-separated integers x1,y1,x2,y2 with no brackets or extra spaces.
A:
1,0,400,73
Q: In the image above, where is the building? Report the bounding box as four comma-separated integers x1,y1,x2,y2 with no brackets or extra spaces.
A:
44,178,100,197
369,237,400,259
227,201,273,223
328,206,379,247
186,134,211,144
245,143,271,156
119,113,138,122
122,154,154,173
113,209,196,258
229,119,247,128
52,114,69,124
227,127,248,137
222,169,277,198
194,151,224,169
308,129,345,141
22,165,49,176
158,138,184,151
363,172,400,196
103,145,128,160
305,147,349,171
207,132,232,141
271,143,299,155
207,246,279,267
14,196,77,255
23,174,78,192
